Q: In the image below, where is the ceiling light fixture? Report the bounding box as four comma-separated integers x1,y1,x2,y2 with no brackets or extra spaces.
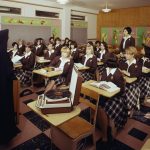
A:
57,0,69,5
102,2,111,13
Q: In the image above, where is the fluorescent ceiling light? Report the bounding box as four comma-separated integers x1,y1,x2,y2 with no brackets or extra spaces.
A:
102,2,111,13
57,0,69,5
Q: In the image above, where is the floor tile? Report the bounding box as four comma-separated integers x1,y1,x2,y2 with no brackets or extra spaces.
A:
128,128,147,141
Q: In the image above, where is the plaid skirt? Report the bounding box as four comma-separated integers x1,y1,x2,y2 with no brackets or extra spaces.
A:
97,65,105,75
81,71,94,82
48,76,65,86
125,82,140,110
16,69,32,85
139,76,150,99
103,96,128,128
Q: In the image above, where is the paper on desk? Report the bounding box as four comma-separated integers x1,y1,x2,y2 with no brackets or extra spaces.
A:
12,55,23,64
90,81,120,92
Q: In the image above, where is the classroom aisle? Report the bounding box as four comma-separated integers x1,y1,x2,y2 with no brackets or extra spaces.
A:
0,84,150,150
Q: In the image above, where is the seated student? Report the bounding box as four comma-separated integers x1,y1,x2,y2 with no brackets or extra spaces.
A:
45,47,73,93
87,41,94,47
44,42,56,61
62,37,70,47
32,38,44,57
138,43,150,102
97,53,127,142
54,37,62,56
119,46,142,110
18,39,25,56
8,42,20,59
49,36,55,45
68,40,72,49
16,43,35,87
94,40,101,56
80,45,97,82
97,41,109,74
70,41,79,63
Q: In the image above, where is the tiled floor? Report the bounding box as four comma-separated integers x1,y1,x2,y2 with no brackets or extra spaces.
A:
1,85,150,150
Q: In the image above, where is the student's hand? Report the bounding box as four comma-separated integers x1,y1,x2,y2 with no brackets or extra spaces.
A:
54,67,62,71
122,70,130,76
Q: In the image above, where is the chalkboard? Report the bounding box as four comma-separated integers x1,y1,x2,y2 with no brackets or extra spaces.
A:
71,28,87,44
2,25,51,47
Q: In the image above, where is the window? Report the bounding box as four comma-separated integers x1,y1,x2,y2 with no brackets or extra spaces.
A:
36,10,59,18
71,15,85,21
0,6,21,14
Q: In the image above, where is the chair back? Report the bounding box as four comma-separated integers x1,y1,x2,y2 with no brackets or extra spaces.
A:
80,87,99,127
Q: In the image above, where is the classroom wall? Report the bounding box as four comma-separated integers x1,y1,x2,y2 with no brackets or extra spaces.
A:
97,6,150,40
0,0,98,41
72,11,97,40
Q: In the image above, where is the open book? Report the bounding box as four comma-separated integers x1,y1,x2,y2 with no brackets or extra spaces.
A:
90,81,120,92
12,55,23,64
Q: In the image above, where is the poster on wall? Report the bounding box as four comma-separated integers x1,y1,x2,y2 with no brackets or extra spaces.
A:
0,16,61,47
1,16,61,37
101,27,150,48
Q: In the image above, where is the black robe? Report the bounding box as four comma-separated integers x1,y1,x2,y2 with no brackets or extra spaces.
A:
0,29,18,144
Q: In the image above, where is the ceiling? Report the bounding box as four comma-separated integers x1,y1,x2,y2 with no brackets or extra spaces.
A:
46,0,150,10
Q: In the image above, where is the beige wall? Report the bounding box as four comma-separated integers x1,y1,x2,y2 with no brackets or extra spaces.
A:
97,6,150,40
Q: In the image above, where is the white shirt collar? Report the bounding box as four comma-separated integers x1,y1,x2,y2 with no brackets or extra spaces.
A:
123,35,131,40
126,58,136,66
85,54,93,59
71,48,76,52
59,57,70,70
19,45,22,48
106,67,117,76
24,51,31,58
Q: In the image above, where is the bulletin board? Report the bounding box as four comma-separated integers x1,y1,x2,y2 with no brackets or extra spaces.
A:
0,16,61,47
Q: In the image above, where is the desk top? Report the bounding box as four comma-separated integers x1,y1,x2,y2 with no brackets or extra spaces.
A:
33,67,62,78
77,66,89,71
142,67,150,74
141,139,150,150
82,80,120,98
27,101,81,126
124,76,137,84
97,61,104,66
13,63,22,68
36,59,50,64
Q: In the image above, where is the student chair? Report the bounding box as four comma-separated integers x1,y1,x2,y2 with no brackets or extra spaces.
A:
51,87,101,150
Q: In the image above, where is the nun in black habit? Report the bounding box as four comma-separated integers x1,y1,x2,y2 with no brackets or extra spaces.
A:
0,29,18,144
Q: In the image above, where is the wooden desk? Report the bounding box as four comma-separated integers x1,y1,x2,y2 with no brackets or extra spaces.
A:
77,66,89,71
13,63,22,68
141,138,150,150
33,67,62,78
124,76,137,84
142,67,150,73
36,59,50,64
13,79,20,124
27,101,81,126
97,61,104,66
82,80,120,98
74,63,89,71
